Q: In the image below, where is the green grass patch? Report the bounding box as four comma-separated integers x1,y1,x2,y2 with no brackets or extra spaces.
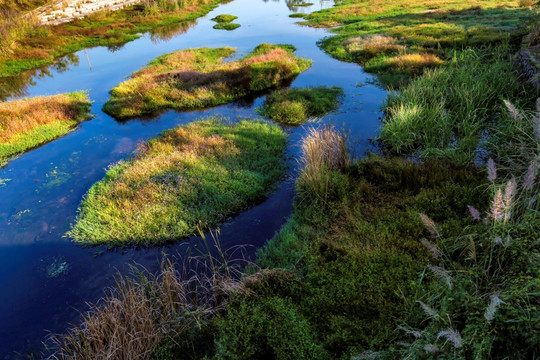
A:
102,44,312,119
258,86,343,125
0,91,91,166
299,0,532,86
379,45,535,163
289,13,306,18
213,22,241,30
67,118,287,246
211,14,238,23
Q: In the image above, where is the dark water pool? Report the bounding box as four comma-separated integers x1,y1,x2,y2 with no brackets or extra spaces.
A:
0,0,386,357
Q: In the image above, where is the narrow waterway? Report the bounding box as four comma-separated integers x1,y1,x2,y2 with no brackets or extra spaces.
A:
0,0,386,357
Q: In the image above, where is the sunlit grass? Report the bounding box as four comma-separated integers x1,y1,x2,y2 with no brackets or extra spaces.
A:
302,0,532,86
67,117,287,246
0,91,91,166
258,86,343,125
103,44,312,119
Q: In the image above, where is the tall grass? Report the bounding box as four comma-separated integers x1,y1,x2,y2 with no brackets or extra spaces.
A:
0,7,39,59
50,233,252,360
297,126,349,205
380,46,529,162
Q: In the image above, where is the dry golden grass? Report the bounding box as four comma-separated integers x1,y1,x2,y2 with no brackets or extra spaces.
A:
0,93,88,143
344,35,405,57
386,53,443,71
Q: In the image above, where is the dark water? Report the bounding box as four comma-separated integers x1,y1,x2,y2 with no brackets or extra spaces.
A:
0,0,386,357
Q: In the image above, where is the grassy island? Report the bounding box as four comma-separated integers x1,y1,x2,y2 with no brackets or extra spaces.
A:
103,44,311,119
259,86,343,125
67,118,286,246
0,91,91,166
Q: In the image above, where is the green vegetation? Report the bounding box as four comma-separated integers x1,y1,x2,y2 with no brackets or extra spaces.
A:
103,44,312,119
211,14,238,23
0,0,227,78
213,22,241,30
289,13,306,18
258,86,343,125
301,0,532,86
67,118,286,246
0,91,91,166
380,45,533,162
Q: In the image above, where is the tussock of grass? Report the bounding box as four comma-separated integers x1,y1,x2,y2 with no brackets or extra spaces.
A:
0,91,91,166
213,22,240,30
103,44,312,119
211,14,238,23
302,0,532,86
258,86,343,125
67,117,286,246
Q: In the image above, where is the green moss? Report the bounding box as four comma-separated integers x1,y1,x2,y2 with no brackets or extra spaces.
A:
0,91,91,166
258,86,343,125
289,13,306,18
67,118,287,246
103,44,312,119
213,22,241,30
211,14,238,23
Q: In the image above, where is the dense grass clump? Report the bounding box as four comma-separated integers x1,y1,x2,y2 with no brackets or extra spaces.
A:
0,0,227,78
213,22,241,30
211,14,238,23
103,44,311,119
301,0,532,86
0,91,91,166
380,45,534,162
67,118,286,246
258,86,343,125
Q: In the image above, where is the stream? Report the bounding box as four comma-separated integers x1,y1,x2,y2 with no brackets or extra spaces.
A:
0,0,386,357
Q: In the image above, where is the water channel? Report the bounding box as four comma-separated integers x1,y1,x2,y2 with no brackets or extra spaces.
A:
0,0,386,356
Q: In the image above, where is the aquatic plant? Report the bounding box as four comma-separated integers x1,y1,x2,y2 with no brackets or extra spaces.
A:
0,91,91,166
258,86,343,125
211,14,238,23
103,44,311,119
213,22,241,30
67,117,286,246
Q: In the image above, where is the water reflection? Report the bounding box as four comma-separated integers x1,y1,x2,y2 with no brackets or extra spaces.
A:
149,20,198,43
0,54,80,101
